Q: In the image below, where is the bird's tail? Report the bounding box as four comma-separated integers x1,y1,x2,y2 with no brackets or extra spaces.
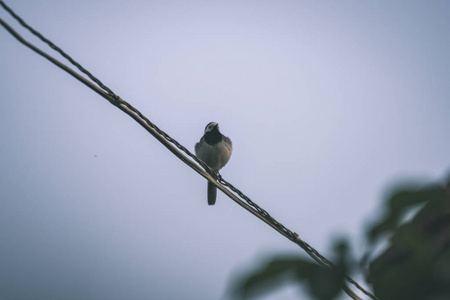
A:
207,181,217,205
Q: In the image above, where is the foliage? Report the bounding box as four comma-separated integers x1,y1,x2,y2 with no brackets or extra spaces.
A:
230,179,450,299
231,240,350,300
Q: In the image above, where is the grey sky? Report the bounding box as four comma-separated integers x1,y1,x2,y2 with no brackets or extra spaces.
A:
1,1,450,299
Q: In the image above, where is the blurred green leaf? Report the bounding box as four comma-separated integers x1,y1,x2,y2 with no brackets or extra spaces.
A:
367,180,450,300
230,178,450,300
231,256,314,299
232,240,351,300
367,185,445,243
299,264,344,300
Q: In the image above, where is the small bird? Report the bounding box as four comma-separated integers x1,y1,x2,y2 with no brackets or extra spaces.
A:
195,122,232,205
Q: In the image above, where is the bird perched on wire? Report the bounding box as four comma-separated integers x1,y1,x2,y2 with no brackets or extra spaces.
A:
195,122,232,205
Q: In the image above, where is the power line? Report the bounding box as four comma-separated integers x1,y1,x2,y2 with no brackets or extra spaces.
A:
0,2,377,299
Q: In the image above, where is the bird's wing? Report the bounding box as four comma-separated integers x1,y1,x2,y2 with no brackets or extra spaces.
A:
223,136,232,152
195,138,204,155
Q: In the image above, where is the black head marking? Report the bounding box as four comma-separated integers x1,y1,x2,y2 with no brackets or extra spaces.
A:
204,122,219,134
204,122,222,145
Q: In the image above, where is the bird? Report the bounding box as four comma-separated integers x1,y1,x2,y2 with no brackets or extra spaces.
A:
195,122,232,205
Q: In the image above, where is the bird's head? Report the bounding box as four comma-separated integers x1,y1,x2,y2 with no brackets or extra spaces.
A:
204,122,219,134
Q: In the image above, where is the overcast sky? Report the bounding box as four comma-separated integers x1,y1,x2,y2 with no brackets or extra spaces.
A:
1,1,450,299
